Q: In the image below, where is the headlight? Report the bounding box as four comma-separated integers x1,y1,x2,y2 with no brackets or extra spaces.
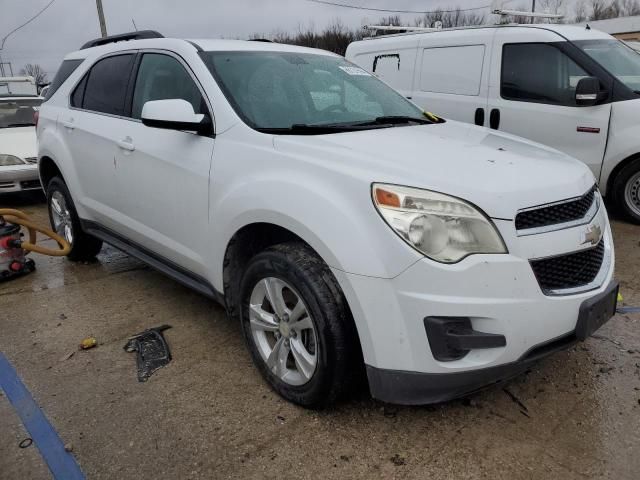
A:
0,154,25,166
372,183,507,263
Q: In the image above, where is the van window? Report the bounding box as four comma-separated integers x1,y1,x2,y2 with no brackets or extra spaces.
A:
373,53,401,85
82,54,135,116
420,45,485,96
502,44,589,106
131,53,206,119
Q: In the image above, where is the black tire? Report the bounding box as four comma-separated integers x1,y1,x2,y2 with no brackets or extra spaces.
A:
612,157,640,224
238,242,359,408
46,176,103,261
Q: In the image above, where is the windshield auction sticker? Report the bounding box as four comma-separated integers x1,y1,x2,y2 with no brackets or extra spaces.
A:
339,66,371,76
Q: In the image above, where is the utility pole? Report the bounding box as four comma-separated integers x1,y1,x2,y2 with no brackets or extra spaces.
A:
96,0,107,37
531,0,536,23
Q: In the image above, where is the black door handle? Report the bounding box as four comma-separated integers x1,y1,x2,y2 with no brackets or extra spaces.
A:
489,109,500,130
474,108,485,126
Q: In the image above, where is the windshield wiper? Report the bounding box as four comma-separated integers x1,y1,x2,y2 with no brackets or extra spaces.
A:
256,123,390,135
5,123,34,128
373,115,434,125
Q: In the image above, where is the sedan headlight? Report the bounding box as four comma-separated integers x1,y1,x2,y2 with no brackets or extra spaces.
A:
372,184,507,263
0,154,25,166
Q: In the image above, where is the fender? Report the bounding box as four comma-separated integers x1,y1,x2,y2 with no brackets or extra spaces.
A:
208,174,422,293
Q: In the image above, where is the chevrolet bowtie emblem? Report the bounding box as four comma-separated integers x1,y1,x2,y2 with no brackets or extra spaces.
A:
582,224,602,246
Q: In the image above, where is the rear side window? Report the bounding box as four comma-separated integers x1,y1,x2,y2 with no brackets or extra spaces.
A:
501,44,590,106
131,53,206,119
420,45,485,96
45,59,83,101
81,54,135,116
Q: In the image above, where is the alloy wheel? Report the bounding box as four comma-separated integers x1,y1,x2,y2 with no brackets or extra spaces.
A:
249,277,318,386
50,191,74,245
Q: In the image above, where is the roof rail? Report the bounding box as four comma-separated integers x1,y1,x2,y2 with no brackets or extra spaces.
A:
364,25,442,36
80,30,164,50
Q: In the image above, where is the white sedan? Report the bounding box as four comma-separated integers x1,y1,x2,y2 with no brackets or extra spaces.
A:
0,96,43,193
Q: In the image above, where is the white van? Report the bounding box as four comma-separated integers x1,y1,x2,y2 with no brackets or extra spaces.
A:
346,24,640,223
0,76,38,96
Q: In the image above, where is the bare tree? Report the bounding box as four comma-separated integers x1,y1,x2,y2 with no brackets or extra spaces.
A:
574,0,589,21
620,0,640,15
539,0,567,15
19,64,47,85
417,9,485,28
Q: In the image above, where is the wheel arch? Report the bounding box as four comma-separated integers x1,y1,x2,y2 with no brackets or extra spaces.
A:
605,152,640,198
221,221,369,374
38,155,64,189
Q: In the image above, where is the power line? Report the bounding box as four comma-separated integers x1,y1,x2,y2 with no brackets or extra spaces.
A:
1,0,57,51
305,0,501,14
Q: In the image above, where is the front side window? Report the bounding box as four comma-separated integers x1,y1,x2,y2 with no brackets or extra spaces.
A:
502,43,589,106
0,98,42,129
575,39,640,93
131,53,206,119
201,51,427,132
81,54,135,116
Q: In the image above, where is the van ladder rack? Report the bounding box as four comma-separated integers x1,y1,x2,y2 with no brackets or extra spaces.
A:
80,30,164,50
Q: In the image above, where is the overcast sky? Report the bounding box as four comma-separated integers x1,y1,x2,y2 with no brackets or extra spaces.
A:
1,0,577,79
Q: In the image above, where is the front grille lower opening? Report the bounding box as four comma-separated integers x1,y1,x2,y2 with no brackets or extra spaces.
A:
530,239,605,293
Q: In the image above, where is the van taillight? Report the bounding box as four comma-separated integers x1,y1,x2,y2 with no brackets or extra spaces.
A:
33,110,39,127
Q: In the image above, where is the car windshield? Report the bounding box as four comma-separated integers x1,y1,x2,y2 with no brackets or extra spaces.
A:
0,98,42,128
201,51,429,133
575,39,640,93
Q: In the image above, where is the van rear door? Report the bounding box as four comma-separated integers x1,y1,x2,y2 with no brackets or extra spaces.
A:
487,29,611,179
412,30,495,127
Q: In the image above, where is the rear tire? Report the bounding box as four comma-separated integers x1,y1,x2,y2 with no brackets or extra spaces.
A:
612,157,640,224
46,176,103,261
238,242,358,408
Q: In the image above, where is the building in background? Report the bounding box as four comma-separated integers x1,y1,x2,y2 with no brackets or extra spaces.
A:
579,15,640,42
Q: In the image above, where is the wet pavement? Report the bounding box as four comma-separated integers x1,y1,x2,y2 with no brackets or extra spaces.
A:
1,193,639,479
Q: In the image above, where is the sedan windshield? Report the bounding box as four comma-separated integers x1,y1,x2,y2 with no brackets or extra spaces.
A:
575,39,640,93
201,51,431,133
0,98,41,128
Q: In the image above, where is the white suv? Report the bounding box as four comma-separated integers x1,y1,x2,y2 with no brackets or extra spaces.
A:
38,31,618,407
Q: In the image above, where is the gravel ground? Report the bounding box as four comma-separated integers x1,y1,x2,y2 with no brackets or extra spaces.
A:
1,192,639,480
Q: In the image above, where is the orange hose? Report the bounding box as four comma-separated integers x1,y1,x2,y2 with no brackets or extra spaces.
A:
0,208,71,257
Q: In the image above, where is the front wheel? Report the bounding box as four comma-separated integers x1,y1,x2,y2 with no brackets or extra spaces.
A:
46,177,103,261
238,242,358,408
612,158,640,224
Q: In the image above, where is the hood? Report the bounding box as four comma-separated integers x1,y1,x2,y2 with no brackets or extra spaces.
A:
273,121,595,219
0,126,37,160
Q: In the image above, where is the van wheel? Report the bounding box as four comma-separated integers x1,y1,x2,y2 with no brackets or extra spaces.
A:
612,158,640,224
46,177,103,261
238,242,357,408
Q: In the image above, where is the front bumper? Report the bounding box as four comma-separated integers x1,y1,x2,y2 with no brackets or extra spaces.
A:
366,279,618,405
332,203,615,404
0,165,41,193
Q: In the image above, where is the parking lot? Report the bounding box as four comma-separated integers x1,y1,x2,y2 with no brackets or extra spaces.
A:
0,192,637,479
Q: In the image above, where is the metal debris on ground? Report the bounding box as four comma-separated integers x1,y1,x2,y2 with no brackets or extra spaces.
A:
123,325,172,382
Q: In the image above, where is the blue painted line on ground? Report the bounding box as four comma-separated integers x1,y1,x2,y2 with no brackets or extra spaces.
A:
0,352,85,480
618,306,640,314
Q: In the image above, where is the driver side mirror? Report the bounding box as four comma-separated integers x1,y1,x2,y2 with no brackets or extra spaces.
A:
141,99,213,136
575,77,606,107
